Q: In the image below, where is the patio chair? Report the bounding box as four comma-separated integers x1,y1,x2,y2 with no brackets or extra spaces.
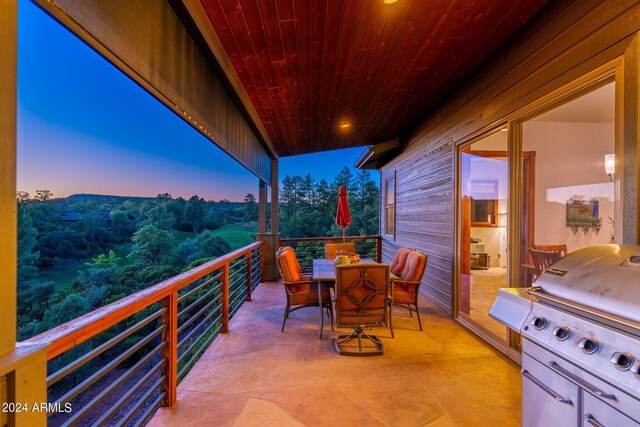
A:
529,246,566,278
324,242,356,259
389,250,427,335
534,244,567,256
276,247,333,333
333,263,390,356
390,247,411,276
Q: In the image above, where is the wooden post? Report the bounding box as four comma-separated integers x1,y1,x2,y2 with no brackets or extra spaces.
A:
258,180,267,234
246,252,252,301
270,158,279,235
161,291,178,407
222,264,230,332
0,0,17,356
376,236,382,262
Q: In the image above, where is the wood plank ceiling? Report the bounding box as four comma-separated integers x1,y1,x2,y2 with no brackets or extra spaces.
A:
198,0,549,157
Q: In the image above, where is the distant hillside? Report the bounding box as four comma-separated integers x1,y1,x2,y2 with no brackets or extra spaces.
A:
63,194,155,202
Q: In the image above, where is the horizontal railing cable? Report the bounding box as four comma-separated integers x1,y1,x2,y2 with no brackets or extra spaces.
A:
177,285,220,321
91,359,167,427
118,376,166,427
177,310,223,357
60,341,166,427
177,323,222,381
53,324,166,407
177,294,222,336
47,307,166,387
177,272,222,304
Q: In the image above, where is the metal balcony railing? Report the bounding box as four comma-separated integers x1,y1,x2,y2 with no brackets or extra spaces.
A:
279,236,381,271
24,242,263,426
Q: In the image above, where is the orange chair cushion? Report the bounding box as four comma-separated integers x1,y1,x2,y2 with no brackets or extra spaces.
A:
280,246,302,273
390,247,411,276
393,285,417,304
278,250,302,282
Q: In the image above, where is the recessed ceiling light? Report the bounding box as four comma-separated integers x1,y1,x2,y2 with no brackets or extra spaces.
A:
383,0,399,4
339,122,351,129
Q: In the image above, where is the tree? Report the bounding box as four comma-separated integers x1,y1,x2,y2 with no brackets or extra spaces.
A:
16,191,30,203
128,224,176,265
79,212,109,243
17,205,39,281
87,250,120,269
145,203,176,230
197,231,232,258
243,193,258,221
184,195,207,233
111,210,136,238
42,294,91,330
34,189,53,201
333,167,354,191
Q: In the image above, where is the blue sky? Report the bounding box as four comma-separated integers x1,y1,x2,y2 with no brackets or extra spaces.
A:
16,0,371,202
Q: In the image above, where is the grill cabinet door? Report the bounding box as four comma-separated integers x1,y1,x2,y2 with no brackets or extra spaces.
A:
582,393,640,427
522,354,579,427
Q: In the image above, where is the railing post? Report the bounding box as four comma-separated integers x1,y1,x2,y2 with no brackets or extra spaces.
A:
376,236,382,262
222,264,230,332
161,290,178,407
246,252,252,301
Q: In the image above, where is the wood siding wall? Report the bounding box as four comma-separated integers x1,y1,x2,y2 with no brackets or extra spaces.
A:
33,0,273,182
380,0,640,315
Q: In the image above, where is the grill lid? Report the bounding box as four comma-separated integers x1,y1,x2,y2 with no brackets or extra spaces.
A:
532,244,640,325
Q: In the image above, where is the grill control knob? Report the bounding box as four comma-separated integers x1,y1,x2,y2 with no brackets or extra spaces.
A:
552,326,570,341
611,352,634,371
531,317,547,330
631,361,640,379
578,338,599,354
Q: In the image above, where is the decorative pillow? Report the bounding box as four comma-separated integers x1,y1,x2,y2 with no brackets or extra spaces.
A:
390,247,411,276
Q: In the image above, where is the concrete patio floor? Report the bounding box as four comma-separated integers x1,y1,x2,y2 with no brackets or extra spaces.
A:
150,281,521,426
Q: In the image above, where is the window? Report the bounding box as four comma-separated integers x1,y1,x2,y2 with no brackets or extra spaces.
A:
385,175,395,237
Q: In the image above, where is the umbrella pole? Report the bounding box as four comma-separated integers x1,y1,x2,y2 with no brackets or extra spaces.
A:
342,228,346,242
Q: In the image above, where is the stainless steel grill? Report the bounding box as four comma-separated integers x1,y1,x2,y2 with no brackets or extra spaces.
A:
490,244,640,427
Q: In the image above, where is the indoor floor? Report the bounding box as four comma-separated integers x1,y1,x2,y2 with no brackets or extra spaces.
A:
150,281,521,427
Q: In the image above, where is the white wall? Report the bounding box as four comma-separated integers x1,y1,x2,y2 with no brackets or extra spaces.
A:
523,121,615,252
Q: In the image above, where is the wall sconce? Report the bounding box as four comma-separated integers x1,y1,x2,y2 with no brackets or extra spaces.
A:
605,154,615,182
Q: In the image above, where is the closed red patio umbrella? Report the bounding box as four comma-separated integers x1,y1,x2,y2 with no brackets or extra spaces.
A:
335,186,352,241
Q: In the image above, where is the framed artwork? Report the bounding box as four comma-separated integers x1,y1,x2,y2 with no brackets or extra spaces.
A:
566,197,601,233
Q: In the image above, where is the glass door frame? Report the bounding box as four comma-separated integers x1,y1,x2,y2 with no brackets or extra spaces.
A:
454,125,514,357
455,58,625,362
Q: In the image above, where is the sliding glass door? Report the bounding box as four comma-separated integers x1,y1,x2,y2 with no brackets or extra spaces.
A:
458,129,509,341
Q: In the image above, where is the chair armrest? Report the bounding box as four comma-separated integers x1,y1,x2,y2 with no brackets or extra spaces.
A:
389,279,422,299
391,279,422,286
281,279,317,286
281,279,321,295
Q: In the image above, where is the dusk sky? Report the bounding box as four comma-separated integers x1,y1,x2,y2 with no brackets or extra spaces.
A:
17,0,371,202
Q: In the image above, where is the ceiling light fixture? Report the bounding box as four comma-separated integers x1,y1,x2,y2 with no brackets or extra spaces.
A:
383,0,399,4
339,122,351,129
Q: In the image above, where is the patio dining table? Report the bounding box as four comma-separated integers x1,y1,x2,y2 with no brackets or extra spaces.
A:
312,258,397,338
